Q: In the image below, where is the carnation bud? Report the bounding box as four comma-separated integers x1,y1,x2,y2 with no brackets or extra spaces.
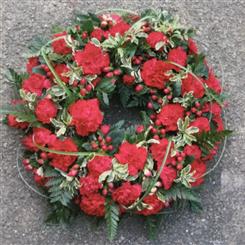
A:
108,182,114,188
72,164,80,170
85,84,92,92
155,181,162,187
135,84,143,92
147,102,153,109
45,94,52,99
40,152,47,159
103,66,112,73
113,69,121,76
80,88,87,96
101,124,110,135
105,136,112,143
105,72,114,78
136,125,144,134
37,159,44,165
144,169,152,177
177,164,183,170
22,159,30,165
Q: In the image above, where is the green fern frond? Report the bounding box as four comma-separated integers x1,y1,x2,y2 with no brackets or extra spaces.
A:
145,215,162,240
105,200,120,241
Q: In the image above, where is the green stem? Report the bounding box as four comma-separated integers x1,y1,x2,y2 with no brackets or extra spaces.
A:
40,37,71,96
95,8,138,16
128,140,172,210
32,136,106,157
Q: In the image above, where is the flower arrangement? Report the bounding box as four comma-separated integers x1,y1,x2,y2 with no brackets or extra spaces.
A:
1,9,231,240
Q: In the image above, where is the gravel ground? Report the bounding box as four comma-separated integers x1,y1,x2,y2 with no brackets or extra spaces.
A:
1,0,245,244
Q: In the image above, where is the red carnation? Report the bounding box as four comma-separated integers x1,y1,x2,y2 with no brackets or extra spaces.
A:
87,156,112,177
34,173,48,186
184,144,202,160
146,32,168,49
150,138,174,164
188,38,198,54
190,117,210,133
137,195,164,216
79,175,102,195
74,43,110,75
122,74,135,86
112,182,142,206
69,99,103,136
157,165,177,190
7,115,29,129
26,57,39,74
109,21,130,36
202,102,222,118
213,116,224,131
48,138,78,172
51,31,72,55
141,58,172,89
35,99,57,124
167,47,187,71
22,74,51,96
54,64,70,83
22,127,56,152
203,69,222,94
181,73,205,98
91,28,105,41
190,160,207,187
80,193,105,217
115,141,147,176
157,104,185,131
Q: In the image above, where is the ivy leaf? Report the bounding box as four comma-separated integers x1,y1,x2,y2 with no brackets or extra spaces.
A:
105,200,120,241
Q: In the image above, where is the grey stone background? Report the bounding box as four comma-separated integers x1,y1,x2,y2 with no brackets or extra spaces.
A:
0,0,245,244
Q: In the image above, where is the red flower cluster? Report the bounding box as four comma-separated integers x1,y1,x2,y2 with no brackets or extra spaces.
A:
52,31,71,55
115,141,147,176
157,104,185,131
87,156,112,177
167,47,187,71
48,138,78,172
74,43,110,75
141,58,172,89
22,74,51,96
146,31,168,49
69,99,103,136
35,99,57,124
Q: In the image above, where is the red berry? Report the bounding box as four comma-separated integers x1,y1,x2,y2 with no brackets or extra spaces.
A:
150,89,156,94
82,32,88,39
167,95,172,100
108,182,114,188
113,69,121,76
22,159,29,165
136,125,144,134
177,164,183,170
72,81,78,87
164,88,170,94
106,72,114,78
102,145,107,151
196,111,202,116
151,128,157,134
153,135,160,140
160,129,166,135
68,169,78,177
101,20,108,28
191,107,197,113
37,159,44,165
171,159,177,166
25,164,33,171
134,59,141,65
86,84,92,92
80,78,86,85
107,145,113,151
80,88,87,96
181,152,186,157
155,119,161,126
186,111,191,116
157,98,163,104
177,156,183,162
47,71,52,77
195,101,201,108
103,66,112,73
151,95,158,101
147,102,153,109
101,125,110,135
150,114,156,120
102,188,108,196
144,169,152,177
98,136,103,142
40,152,47,159
105,136,112,143
91,142,98,150
135,84,143,92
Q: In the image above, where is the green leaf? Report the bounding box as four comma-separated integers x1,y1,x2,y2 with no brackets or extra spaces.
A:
145,215,162,240
196,129,232,156
188,53,208,78
105,200,120,241
28,36,49,56
5,68,28,90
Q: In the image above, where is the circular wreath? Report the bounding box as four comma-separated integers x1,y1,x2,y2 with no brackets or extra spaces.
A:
2,9,231,240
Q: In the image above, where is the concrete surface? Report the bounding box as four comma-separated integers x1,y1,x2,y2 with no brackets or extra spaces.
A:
0,0,245,244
